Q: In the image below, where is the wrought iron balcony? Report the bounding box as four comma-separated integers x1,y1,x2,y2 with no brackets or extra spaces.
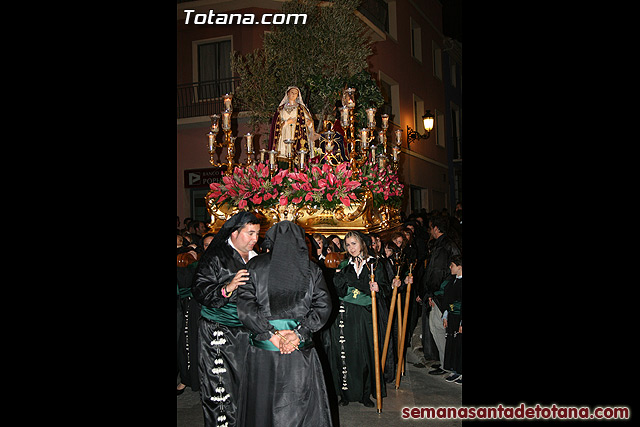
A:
177,78,241,119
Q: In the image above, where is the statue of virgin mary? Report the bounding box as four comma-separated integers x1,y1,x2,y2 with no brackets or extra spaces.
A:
268,86,319,167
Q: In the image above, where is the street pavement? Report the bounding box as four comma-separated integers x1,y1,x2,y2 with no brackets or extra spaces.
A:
178,321,462,426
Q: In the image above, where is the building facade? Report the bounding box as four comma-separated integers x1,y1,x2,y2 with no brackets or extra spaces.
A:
177,0,455,222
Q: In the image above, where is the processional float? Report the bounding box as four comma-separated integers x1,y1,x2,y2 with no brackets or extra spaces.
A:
203,88,416,412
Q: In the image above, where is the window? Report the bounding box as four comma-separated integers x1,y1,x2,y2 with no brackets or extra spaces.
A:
432,41,442,80
193,37,232,99
435,109,445,147
450,103,461,159
379,70,400,124
413,94,425,134
410,185,423,212
450,61,457,87
410,18,422,62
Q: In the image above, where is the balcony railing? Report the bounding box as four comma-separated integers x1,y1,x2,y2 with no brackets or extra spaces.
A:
177,78,241,119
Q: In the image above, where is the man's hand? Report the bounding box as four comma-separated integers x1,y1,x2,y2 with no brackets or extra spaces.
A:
227,269,250,293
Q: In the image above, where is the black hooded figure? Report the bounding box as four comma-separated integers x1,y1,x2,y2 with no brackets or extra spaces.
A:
192,211,261,427
236,221,333,427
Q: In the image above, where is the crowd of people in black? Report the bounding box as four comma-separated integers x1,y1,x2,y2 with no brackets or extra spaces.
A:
177,205,462,427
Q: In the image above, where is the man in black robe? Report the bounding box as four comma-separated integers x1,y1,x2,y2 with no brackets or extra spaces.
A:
236,220,333,427
192,212,261,427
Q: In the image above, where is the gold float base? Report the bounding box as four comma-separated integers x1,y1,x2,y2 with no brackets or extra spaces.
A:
206,189,402,238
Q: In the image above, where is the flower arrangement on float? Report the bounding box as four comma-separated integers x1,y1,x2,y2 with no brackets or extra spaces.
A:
207,160,403,212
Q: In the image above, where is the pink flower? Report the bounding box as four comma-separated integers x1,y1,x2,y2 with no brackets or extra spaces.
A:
292,196,303,204
238,199,248,209
326,192,333,202
250,194,263,205
279,195,288,206
305,192,313,202
223,175,234,185
340,196,351,207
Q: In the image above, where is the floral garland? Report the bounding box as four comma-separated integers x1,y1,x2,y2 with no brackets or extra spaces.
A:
207,160,403,211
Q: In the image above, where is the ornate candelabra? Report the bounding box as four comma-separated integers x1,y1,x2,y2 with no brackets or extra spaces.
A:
206,93,257,176
337,87,402,177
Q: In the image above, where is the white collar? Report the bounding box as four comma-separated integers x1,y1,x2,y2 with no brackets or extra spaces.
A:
227,237,257,264
349,255,374,278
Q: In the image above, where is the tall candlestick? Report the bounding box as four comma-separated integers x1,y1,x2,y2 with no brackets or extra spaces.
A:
245,133,254,153
268,149,277,169
366,107,376,128
340,107,349,128
223,94,233,111
394,129,403,146
222,110,231,130
381,114,389,129
360,128,369,148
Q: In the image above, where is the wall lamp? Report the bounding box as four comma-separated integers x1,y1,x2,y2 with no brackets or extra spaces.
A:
406,110,435,147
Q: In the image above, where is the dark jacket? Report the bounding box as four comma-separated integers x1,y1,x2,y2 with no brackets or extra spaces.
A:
192,241,249,308
422,234,460,299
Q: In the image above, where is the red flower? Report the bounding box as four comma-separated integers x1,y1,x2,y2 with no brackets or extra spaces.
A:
238,199,248,209
279,195,288,206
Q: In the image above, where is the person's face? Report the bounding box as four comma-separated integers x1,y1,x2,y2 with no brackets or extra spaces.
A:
202,235,214,251
230,223,260,254
332,237,340,248
373,236,381,252
393,236,403,248
197,222,207,234
449,262,462,276
428,222,437,239
314,237,323,249
344,236,362,258
287,88,299,103
384,246,393,258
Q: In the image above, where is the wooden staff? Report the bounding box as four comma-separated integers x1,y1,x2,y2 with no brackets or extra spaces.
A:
380,259,403,373
369,261,382,413
395,261,416,389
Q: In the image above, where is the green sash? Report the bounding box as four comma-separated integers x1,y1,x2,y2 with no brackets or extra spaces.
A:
200,303,243,327
339,286,372,306
249,318,310,351
448,301,462,315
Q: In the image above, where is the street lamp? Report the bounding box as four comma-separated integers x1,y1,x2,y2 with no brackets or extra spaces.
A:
406,110,435,147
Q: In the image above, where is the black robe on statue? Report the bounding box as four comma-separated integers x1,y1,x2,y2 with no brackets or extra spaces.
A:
237,221,333,427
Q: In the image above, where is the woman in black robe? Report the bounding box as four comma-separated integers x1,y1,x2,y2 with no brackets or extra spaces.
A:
237,220,333,427
324,231,394,408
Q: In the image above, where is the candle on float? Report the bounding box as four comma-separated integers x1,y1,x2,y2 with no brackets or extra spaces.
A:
223,94,233,111
394,129,403,146
381,114,389,129
245,133,254,153
222,111,231,130
366,107,376,128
